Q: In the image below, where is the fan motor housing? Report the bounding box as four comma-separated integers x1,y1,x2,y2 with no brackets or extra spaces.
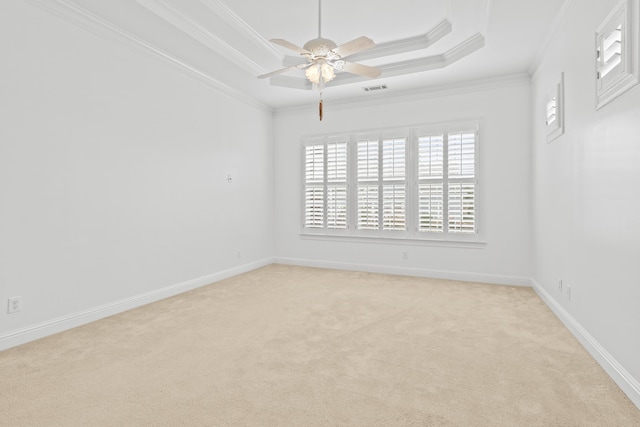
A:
303,37,338,57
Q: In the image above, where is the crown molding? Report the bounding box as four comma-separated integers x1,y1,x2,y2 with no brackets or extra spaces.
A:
198,0,282,60
350,20,452,62
275,72,531,115
271,33,485,90
23,0,271,112
136,0,266,74
529,0,583,76
282,20,453,67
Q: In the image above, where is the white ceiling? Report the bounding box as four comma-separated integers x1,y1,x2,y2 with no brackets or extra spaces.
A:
57,0,567,109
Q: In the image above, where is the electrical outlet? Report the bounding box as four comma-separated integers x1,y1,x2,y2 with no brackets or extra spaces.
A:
558,280,563,292
237,250,242,259
402,251,408,260
8,297,22,314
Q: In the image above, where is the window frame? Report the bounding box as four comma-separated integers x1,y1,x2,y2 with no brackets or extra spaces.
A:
301,121,481,244
595,0,639,110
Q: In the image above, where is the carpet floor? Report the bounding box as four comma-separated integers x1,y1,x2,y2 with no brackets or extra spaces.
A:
1,264,639,426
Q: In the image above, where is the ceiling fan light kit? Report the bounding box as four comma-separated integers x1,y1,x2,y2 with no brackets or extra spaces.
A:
258,0,381,120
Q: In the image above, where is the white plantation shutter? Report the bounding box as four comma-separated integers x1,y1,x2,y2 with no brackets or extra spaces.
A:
448,182,475,233
382,184,405,230
448,132,475,179
382,138,406,230
418,184,444,232
357,139,379,229
327,141,348,229
304,186,324,228
597,24,622,81
304,144,324,228
447,132,476,234
357,185,379,229
304,141,348,231
418,135,444,233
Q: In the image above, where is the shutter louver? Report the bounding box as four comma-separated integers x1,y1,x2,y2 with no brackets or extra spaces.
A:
357,139,379,229
383,184,406,230
448,132,475,178
304,144,324,229
418,135,444,233
357,185,379,229
448,182,475,233
546,97,557,126
598,24,622,80
447,131,476,234
418,184,444,232
327,142,348,229
381,138,406,230
304,186,324,228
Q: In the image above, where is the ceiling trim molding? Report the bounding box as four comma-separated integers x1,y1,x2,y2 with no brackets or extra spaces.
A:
23,0,271,112
136,0,266,74
529,0,583,76
198,0,282,59
282,20,453,67
275,73,531,115
271,33,485,89
349,20,452,62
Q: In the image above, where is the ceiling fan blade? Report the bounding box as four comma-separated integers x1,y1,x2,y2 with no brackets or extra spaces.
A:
258,63,310,79
342,61,382,79
332,36,375,58
270,39,310,55
258,66,297,79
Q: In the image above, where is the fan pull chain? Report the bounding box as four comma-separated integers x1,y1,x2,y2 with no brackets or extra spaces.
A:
319,93,323,121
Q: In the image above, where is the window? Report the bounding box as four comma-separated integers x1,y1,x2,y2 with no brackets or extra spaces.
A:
595,0,639,109
546,72,564,142
303,123,479,241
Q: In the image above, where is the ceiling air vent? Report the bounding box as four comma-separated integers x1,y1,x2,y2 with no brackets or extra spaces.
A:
363,84,388,92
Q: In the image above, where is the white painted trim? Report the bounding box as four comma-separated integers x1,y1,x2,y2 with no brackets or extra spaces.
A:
23,0,271,113
0,258,274,352
198,0,282,60
271,33,485,89
136,0,267,74
274,257,531,287
347,20,453,62
529,0,583,76
531,279,640,409
276,73,531,115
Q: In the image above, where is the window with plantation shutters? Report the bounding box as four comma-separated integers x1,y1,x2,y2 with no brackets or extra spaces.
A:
382,138,406,231
304,140,348,231
303,122,479,241
356,136,407,231
327,142,348,229
595,0,639,110
357,139,379,230
304,144,324,228
418,135,444,232
447,132,476,234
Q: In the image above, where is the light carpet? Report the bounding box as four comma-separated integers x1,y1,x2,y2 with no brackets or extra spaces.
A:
1,264,639,426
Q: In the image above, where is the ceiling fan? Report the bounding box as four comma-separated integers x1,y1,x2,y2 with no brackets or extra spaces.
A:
258,0,382,119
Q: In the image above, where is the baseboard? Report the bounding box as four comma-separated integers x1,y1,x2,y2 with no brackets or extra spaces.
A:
0,257,273,352
532,279,640,409
274,257,531,287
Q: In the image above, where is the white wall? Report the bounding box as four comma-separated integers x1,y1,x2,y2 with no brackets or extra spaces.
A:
0,1,274,346
273,78,532,285
531,0,640,405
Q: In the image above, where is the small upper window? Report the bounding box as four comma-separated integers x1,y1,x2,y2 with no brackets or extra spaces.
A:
546,73,564,142
595,0,639,109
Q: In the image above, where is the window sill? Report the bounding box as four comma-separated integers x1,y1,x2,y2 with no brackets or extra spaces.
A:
300,232,487,249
